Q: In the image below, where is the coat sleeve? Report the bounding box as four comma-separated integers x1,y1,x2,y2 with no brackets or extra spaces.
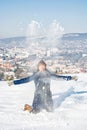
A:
14,74,35,85
51,73,72,81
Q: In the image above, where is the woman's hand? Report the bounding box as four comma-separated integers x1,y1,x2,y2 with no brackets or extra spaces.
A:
72,76,78,81
8,80,14,86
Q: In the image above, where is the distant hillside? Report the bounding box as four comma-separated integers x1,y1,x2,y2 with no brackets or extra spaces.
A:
0,33,87,47
0,36,26,42
62,33,87,40
0,36,26,47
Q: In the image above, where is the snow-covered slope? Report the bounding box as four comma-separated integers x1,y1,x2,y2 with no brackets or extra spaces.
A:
0,73,87,130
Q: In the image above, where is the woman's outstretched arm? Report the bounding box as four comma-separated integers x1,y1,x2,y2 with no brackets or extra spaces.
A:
51,73,72,81
14,74,35,85
8,74,36,86
51,73,78,81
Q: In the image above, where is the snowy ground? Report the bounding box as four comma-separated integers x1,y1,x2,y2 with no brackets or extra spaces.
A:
0,73,87,130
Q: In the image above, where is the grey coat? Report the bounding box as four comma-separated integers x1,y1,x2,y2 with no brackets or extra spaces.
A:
14,70,72,113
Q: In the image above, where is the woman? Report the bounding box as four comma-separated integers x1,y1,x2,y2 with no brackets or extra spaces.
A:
9,60,77,114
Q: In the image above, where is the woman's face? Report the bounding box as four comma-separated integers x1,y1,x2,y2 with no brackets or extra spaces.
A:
38,64,46,71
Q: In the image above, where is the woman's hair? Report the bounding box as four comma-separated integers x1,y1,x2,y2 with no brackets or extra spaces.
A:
37,60,47,70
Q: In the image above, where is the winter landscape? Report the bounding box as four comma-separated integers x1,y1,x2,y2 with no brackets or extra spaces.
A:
0,73,87,130
0,0,87,130
0,30,87,129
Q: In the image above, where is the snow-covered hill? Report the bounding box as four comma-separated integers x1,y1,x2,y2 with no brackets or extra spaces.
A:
0,73,87,130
